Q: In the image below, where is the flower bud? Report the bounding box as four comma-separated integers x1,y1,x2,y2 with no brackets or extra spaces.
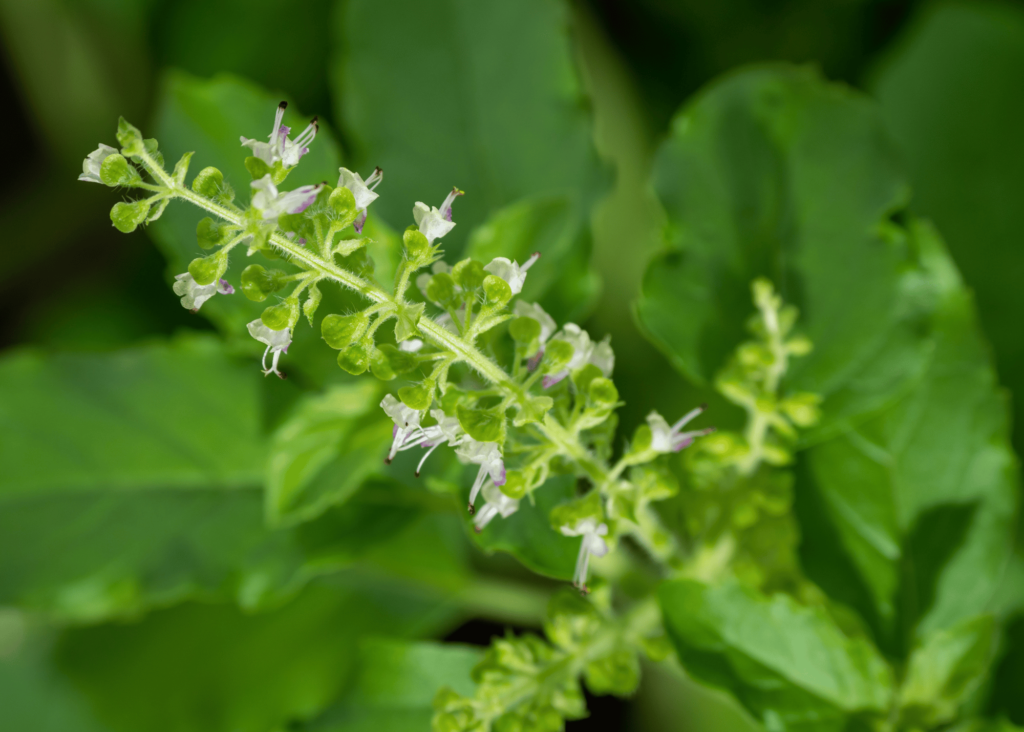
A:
116,117,145,156
572,363,603,394
337,342,371,375
426,272,457,305
399,382,434,411
588,377,618,406
110,199,151,233
483,274,512,306
321,312,369,349
452,258,486,290
192,166,225,198
99,154,132,186
261,298,299,330
630,424,653,454
509,316,541,344
196,217,231,250
542,339,575,373
188,252,228,286
240,264,286,302
369,347,395,381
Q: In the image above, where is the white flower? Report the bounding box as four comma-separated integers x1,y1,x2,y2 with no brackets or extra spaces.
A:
172,273,234,312
647,404,713,453
484,252,540,295
338,166,383,233
456,438,506,512
79,144,118,184
513,300,557,344
543,324,615,388
251,175,322,222
380,399,464,473
560,518,609,591
473,481,519,532
247,319,292,378
413,187,463,243
240,101,318,168
398,338,424,353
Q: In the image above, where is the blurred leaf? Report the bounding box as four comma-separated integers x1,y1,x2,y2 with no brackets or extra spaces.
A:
302,639,481,731
334,0,608,317
635,65,932,444
949,720,1024,732
805,222,1019,638
0,338,427,620
267,381,392,526
46,577,458,732
467,475,580,581
898,614,996,729
871,1,1024,457
659,577,893,731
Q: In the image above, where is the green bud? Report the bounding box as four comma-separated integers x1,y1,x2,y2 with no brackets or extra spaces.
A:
187,253,227,286
452,258,486,290
377,344,418,375
638,634,673,662
403,229,431,260
99,154,132,186
426,272,457,304
483,274,512,306
572,363,603,394
369,347,395,381
240,264,286,302
321,312,368,349
192,166,225,198
196,217,230,250
116,117,145,156
786,335,813,356
588,377,618,405
110,199,151,233
338,342,371,375
456,403,505,443
244,156,272,181
493,714,525,732
399,382,434,411
500,471,527,500
328,185,356,217
261,299,299,330
509,316,541,344
549,490,604,532
630,424,653,454
780,391,822,427
584,648,640,696
542,339,575,373
395,301,425,342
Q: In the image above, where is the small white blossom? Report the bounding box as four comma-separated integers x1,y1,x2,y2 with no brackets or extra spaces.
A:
251,175,322,222
247,319,291,378
483,252,540,295
647,404,713,453
560,518,609,591
456,438,506,512
172,273,234,312
413,187,463,243
380,399,464,473
79,144,118,184
338,166,383,233
473,482,519,532
240,101,318,168
543,324,615,388
398,339,424,353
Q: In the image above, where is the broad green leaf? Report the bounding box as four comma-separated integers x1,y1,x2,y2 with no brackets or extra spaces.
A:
0,578,459,732
0,339,424,620
949,721,1024,732
805,221,1019,637
659,577,893,731
465,195,600,323
898,614,996,729
266,381,392,526
871,1,1024,457
468,475,580,580
334,0,607,317
635,65,932,443
301,639,481,732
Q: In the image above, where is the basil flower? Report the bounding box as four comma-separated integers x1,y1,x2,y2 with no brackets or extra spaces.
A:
78,144,118,184
338,166,383,233
647,404,714,453
483,252,540,295
240,101,318,168
413,187,463,243
560,518,609,592
473,482,519,532
251,175,322,222
456,438,506,513
246,319,291,378
172,273,234,312
543,324,615,388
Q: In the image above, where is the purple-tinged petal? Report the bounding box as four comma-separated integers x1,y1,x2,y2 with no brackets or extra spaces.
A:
354,209,368,233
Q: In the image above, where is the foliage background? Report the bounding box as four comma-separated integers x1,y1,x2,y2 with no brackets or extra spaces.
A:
1,0,1023,729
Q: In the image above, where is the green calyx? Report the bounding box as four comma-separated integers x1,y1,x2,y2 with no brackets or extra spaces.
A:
321,312,369,350
549,490,604,532
261,298,299,330
240,264,287,302
509,316,541,344
483,275,512,306
452,258,486,290
542,340,575,373
196,217,233,250
191,166,233,203
399,381,435,411
187,252,228,286
456,403,506,442
338,341,372,375
99,154,134,186
110,199,151,233
116,117,145,156
426,272,457,305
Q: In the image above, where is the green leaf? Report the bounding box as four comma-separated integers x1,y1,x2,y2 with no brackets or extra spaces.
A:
898,614,996,729
804,221,1020,637
335,0,607,317
659,577,893,731
465,195,599,322
300,639,482,732
469,475,580,580
0,577,460,732
871,2,1024,459
634,65,933,443
394,301,425,343
266,382,393,526
0,339,422,620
